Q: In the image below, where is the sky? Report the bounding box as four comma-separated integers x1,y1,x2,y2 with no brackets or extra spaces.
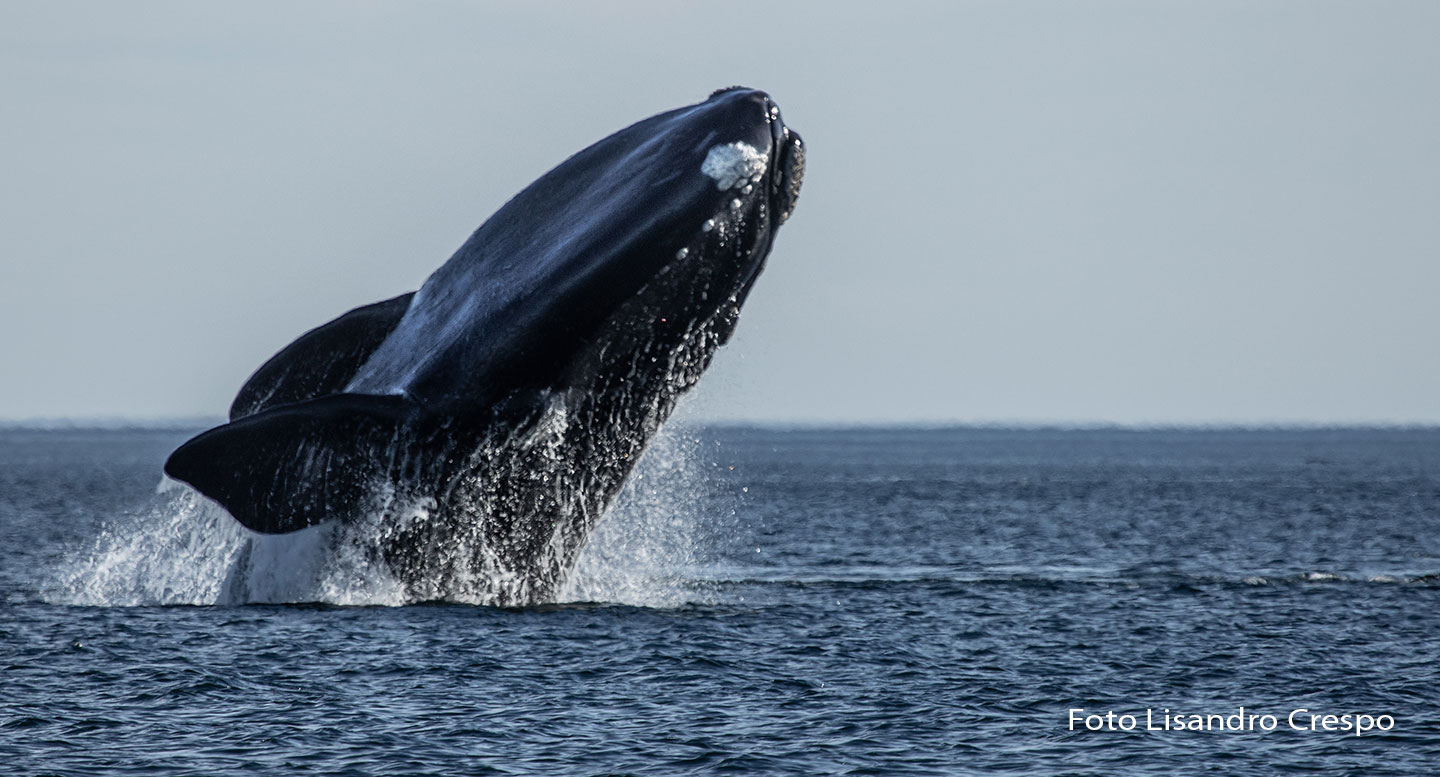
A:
1,1,1437,425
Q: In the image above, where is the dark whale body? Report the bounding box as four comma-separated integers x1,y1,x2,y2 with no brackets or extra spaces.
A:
165,88,804,603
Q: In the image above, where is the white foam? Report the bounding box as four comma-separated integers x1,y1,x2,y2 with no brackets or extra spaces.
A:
701,142,767,190
49,423,723,609
49,488,248,606
49,483,409,607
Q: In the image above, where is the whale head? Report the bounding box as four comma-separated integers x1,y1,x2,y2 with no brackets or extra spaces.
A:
362,87,807,410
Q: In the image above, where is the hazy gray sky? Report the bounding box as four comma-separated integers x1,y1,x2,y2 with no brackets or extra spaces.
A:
2,1,1437,424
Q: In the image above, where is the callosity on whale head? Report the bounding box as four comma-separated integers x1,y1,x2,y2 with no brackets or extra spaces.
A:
164,87,804,604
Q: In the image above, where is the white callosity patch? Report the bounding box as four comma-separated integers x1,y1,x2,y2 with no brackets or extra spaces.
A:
701,142,767,190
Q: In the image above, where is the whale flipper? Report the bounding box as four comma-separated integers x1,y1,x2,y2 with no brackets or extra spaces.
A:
167,393,419,534
230,293,415,420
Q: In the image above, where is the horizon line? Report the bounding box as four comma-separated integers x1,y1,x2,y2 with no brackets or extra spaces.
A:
3,415,1439,433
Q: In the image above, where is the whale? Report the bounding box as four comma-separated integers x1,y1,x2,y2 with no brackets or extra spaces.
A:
164,87,805,603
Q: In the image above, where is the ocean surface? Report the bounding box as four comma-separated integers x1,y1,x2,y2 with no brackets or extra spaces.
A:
2,426,1438,775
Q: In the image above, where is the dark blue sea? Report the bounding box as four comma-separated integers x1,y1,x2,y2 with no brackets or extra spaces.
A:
3,426,1439,775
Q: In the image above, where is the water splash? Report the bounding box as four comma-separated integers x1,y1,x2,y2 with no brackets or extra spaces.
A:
47,483,406,606
560,428,719,608
50,486,247,607
48,424,721,608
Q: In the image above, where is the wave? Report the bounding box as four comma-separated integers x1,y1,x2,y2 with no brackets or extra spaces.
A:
692,564,1440,589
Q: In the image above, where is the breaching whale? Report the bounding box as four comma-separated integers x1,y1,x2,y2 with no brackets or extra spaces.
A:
164,87,805,603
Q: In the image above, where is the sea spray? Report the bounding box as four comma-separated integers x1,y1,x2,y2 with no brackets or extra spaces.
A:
49,424,728,608
50,485,247,606
560,426,723,608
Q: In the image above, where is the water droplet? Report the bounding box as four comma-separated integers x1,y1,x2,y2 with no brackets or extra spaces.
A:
730,198,742,210
675,247,688,260
742,184,753,195
701,219,714,232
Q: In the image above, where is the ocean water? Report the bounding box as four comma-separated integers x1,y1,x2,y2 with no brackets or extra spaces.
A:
2,426,1439,775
